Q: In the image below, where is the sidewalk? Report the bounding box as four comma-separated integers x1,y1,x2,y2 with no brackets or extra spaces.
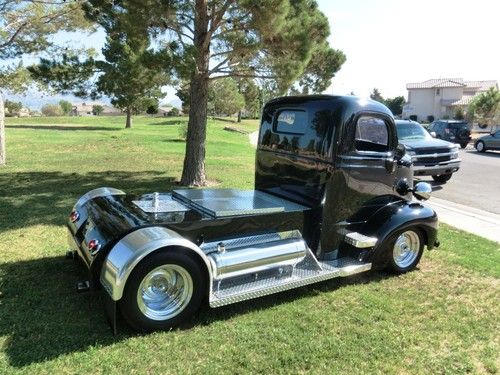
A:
426,197,500,243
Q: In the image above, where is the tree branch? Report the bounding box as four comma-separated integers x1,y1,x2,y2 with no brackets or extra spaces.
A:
0,21,29,49
209,72,275,80
208,56,231,74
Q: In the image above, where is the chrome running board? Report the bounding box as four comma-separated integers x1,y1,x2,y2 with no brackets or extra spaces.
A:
209,247,371,308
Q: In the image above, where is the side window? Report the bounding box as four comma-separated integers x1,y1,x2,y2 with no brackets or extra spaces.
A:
274,109,307,134
355,116,389,152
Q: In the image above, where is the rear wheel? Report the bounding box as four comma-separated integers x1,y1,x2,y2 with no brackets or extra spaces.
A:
432,173,452,183
475,141,486,153
120,251,204,332
386,229,424,273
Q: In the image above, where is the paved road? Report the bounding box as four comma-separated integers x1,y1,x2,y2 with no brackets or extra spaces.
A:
415,147,500,214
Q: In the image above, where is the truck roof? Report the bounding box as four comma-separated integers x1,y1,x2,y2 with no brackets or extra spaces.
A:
265,95,392,117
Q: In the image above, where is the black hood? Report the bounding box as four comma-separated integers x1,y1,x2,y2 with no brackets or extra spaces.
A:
400,137,456,150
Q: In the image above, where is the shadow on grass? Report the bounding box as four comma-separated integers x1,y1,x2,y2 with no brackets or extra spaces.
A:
0,253,393,367
0,171,178,233
6,125,121,131
149,119,184,126
213,117,236,123
163,139,185,143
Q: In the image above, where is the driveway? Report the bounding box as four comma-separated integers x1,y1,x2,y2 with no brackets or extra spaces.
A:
416,147,500,215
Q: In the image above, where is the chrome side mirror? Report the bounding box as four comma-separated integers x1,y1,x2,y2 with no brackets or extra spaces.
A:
413,182,432,201
430,131,437,138
395,179,432,201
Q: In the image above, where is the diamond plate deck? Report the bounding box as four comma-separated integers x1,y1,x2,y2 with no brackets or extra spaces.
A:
173,188,307,218
209,248,371,307
132,194,190,213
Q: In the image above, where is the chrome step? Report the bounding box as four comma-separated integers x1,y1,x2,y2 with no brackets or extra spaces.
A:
209,248,371,308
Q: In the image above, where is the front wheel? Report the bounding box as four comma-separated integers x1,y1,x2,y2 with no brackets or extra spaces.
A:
386,229,424,273
475,141,486,153
460,142,468,149
432,173,452,183
120,251,204,332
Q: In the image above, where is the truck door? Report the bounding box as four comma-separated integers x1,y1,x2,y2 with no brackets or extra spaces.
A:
320,113,402,254
338,114,400,218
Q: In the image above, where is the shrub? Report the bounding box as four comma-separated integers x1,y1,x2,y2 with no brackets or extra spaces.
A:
178,122,188,141
168,107,181,117
454,107,465,120
409,115,418,121
92,105,104,116
41,104,63,116
427,115,435,123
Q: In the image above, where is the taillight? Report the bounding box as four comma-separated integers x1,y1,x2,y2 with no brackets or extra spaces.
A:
70,210,80,223
88,239,101,256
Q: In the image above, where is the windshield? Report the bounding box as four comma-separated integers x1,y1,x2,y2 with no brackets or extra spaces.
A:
449,122,469,130
396,122,431,141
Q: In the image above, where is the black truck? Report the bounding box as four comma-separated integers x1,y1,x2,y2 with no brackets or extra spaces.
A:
66,95,439,332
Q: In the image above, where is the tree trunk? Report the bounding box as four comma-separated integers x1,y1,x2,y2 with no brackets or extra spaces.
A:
0,92,5,166
125,108,132,128
180,0,210,186
237,110,242,123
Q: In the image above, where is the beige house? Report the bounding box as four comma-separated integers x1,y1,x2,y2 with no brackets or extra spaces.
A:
403,78,498,121
71,102,122,116
156,106,174,117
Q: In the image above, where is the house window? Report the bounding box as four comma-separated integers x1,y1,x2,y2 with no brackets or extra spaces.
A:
436,88,440,96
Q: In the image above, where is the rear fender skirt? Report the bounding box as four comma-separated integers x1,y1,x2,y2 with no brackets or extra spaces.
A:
100,226,212,301
71,187,126,232
361,201,438,264
74,187,125,209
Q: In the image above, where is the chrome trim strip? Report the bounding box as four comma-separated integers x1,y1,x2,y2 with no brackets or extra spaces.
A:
412,152,457,158
355,150,392,157
344,232,378,248
338,163,386,169
100,226,213,301
341,155,393,161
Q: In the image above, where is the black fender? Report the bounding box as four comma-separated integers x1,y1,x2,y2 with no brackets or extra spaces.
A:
361,200,438,267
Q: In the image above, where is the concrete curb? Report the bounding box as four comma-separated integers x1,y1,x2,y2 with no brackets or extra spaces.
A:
426,197,500,243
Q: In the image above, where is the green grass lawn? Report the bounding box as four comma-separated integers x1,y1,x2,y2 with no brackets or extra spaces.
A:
0,116,499,374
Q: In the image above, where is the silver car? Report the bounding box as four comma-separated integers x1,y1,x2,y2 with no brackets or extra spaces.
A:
474,130,500,152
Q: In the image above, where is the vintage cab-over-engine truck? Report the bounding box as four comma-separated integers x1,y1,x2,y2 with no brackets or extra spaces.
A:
66,95,438,332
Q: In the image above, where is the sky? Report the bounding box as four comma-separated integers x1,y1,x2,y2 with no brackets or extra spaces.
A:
4,0,500,108
320,0,500,98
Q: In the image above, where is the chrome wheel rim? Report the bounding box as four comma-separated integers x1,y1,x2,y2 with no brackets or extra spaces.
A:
393,231,420,268
137,264,193,321
476,142,484,151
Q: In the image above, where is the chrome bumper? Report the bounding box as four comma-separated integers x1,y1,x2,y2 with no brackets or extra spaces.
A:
413,160,461,175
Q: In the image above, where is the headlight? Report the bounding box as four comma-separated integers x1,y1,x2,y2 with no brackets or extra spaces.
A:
406,150,416,156
451,147,459,159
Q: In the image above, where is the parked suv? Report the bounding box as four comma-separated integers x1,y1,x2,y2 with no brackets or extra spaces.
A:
428,120,471,148
396,120,460,183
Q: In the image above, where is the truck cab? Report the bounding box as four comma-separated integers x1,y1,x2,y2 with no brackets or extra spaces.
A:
66,95,438,332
